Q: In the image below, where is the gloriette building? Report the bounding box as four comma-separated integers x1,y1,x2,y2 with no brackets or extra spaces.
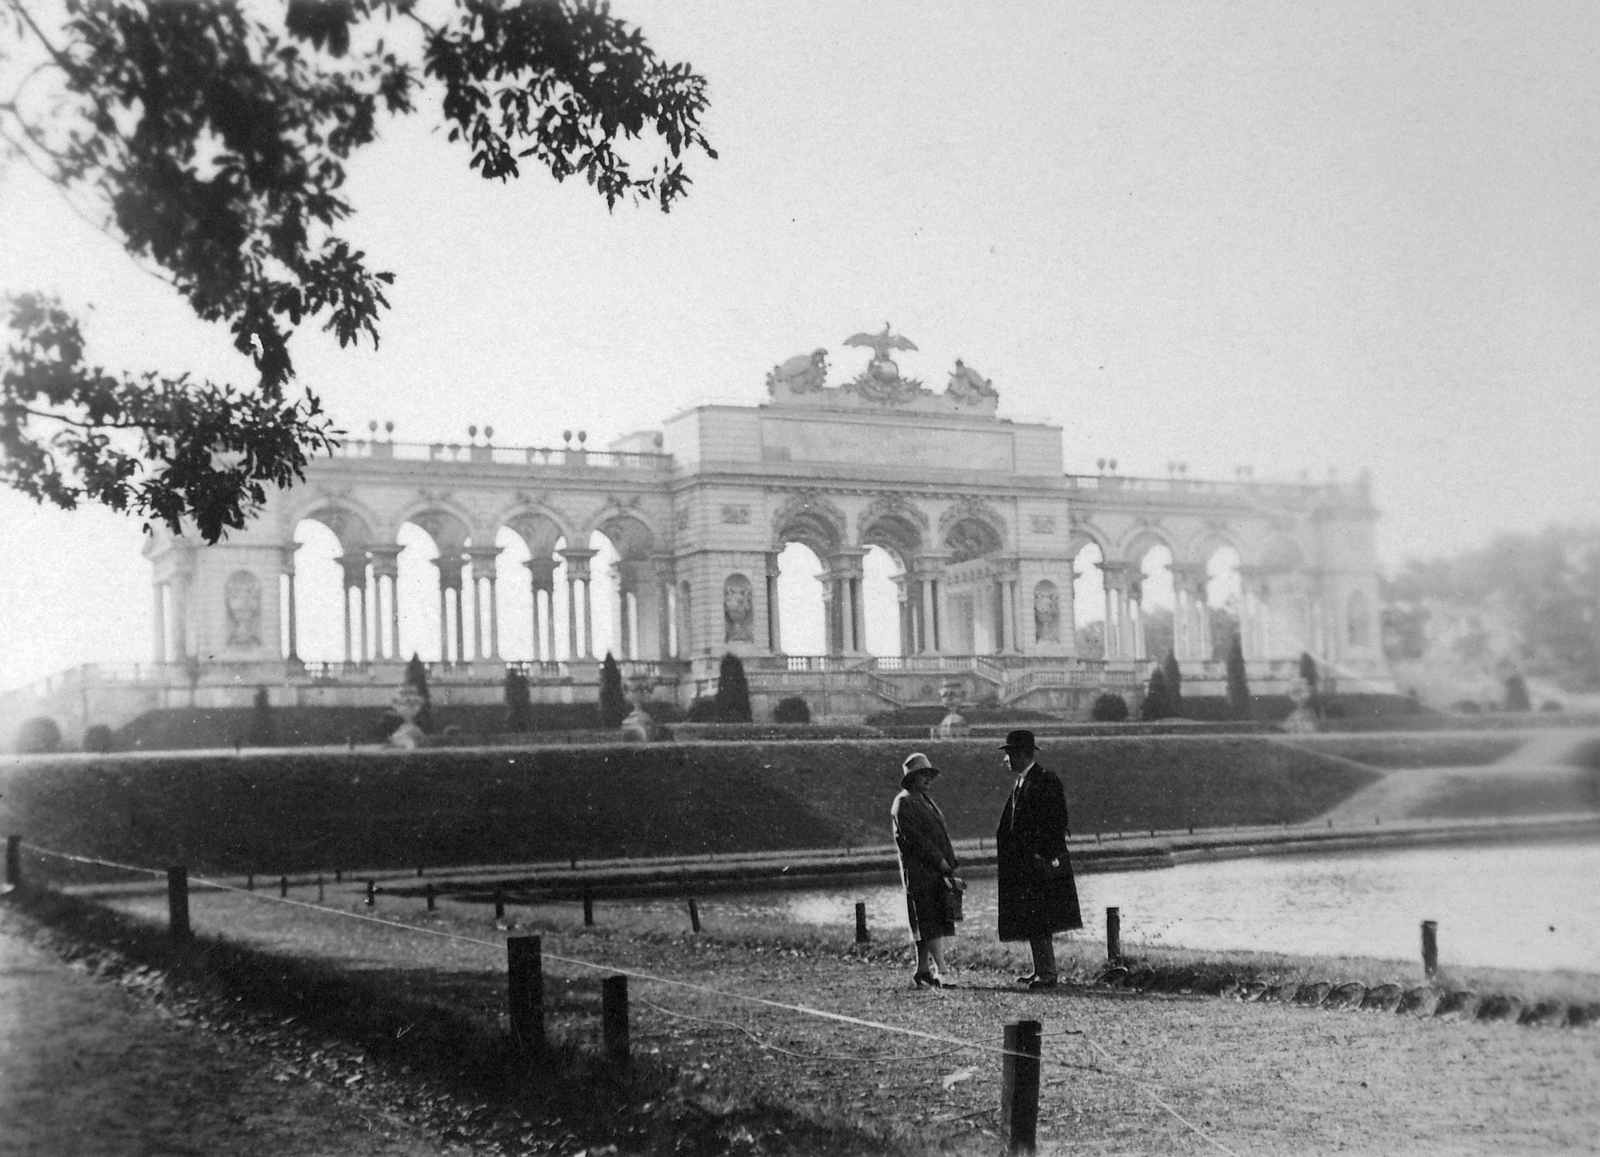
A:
9,328,1391,741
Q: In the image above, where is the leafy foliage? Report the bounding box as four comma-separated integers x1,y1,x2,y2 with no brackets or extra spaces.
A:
1382,525,1600,690
1090,692,1128,723
772,695,811,724
713,652,752,722
0,0,714,540
1225,632,1251,720
81,722,114,753
598,651,628,727
14,714,61,753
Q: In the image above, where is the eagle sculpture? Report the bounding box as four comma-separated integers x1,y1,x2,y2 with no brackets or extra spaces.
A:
844,321,918,363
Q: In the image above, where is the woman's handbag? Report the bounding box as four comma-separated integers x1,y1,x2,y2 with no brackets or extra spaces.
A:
944,875,967,922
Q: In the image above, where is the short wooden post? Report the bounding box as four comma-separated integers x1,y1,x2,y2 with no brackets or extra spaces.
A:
1422,920,1439,979
245,872,254,892
279,875,289,898
1106,906,1121,963
507,935,545,1055
365,879,376,908
602,974,629,1069
316,874,324,903
416,865,424,877
855,900,870,944
6,834,22,889
688,897,701,932
583,891,594,927
167,865,191,942
494,889,506,921
425,883,436,911
335,867,343,883
1001,1020,1042,1155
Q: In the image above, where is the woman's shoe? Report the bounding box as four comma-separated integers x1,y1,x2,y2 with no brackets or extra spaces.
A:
913,970,941,988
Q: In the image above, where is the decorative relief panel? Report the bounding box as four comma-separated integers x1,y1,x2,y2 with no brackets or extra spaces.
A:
721,505,751,525
1030,516,1056,535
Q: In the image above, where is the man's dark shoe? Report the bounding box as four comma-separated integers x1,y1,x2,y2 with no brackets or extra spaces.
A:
913,970,939,988
1028,976,1059,990
1015,973,1038,985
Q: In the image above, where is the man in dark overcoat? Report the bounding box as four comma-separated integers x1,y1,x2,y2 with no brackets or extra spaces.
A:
995,729,1082,988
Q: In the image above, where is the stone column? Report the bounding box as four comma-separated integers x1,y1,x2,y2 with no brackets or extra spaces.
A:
758,554,780,654
434,553,465,663
152,584,167,664
369,546,402,661
466,547,501,662
337,553,368,664
561,549,596,659
525,557,556,662
1098,562,1127,660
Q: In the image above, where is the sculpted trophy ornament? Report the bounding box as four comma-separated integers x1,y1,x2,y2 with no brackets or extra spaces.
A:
946,358,998,405
723,574,755,643
766,348,829,394
224,571,263,648
843,322,925,403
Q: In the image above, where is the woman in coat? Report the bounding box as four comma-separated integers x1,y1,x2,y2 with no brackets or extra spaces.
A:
891,751,959,987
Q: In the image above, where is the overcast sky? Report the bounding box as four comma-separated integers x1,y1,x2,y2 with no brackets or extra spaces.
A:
2,0,1599,690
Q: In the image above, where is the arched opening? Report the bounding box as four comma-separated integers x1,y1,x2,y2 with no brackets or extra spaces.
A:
1072,542,1106,658
397,509,471,664
493,526,533,660
774,541,825,655
289,519,345,664
1133,543,1175,661
503,512,564,663
1204,546,1243,660
861,545,903,657
594,515,655,661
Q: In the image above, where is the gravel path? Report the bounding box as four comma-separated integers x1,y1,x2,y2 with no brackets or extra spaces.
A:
1318,731,1599,825
64,881,1600,1156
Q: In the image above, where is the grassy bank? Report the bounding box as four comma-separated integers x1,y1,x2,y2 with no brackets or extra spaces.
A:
2,736,1378,876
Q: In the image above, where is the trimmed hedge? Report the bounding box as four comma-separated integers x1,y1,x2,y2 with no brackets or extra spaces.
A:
0,736,1380,876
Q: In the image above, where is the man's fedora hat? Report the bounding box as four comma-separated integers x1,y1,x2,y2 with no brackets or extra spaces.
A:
902,751,940,778
998,729,1038,752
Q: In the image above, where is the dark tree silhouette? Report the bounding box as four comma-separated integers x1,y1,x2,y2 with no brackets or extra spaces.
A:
504,666,532,731
1298,651,1321,715
1162,650,1182,717
404,652,433,733
598,652,629,727
1504,672,1532,713
1139,667,1170,721
0,0,714,540
1226,633,1251,720
714,652,752,722
246,685,274,746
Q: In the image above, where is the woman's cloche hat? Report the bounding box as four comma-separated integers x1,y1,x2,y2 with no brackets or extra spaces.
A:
902,751,940,779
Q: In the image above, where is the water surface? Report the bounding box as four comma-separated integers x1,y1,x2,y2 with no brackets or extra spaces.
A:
624,838,1600,973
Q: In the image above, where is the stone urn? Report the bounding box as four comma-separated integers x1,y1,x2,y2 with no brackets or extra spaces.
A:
931,678,971,739
621,676,663,742
1281,677,1320,734
388,686,427,749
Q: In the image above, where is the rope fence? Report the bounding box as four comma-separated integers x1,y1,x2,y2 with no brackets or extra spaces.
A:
9,834,1263,1155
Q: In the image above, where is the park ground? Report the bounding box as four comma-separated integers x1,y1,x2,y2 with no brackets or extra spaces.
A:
3,727,1598,1155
